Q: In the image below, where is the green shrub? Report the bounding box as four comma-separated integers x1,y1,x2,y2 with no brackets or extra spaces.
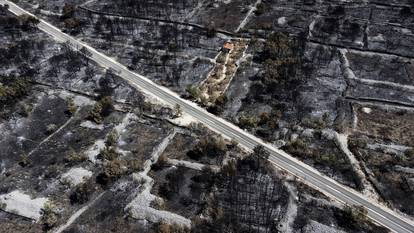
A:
88,102,103,124
99,96,114,116
282,139,312,158
405,148,414,159
349,138,368,151
128,157,145,173
154,222,190,233
174,104,182,118
255,3,266,15
105,129,119,147
186,85,201,100
301,116,327,130
64,150,87,164
343,205,368,224
70,183,93,205
87,96,114,124
41,202,58,230
262,32,302,85
152,154,168,171
0,76,32,106
238,115,258,128
189,135,227,159
46,124,58,134
18,154,30,167
66,97,77,116
96,159,125,186
100,146,119,161
222,160,237,177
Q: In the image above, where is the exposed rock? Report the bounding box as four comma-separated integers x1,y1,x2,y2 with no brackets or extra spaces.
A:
303,220,346,233
0,190,48,221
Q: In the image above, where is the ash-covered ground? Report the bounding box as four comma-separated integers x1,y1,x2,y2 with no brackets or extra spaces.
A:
0,0,413,232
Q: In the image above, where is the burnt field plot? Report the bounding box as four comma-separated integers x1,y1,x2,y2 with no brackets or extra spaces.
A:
81,0,257,32
149,144,387,233
347,104,414,216
75,11,225,95
15,0,231,95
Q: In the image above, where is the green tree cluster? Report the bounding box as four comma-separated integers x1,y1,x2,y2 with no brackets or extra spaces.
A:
262,32,302,85
0,76,31,106
88,96,114,124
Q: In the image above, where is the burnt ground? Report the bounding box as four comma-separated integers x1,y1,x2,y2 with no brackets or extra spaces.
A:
0,0,411,232
14,0,414,218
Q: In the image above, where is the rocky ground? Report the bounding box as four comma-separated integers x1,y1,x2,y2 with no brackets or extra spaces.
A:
0,0,412,232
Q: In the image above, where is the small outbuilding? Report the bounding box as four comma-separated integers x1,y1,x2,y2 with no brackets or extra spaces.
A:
222,41,234,53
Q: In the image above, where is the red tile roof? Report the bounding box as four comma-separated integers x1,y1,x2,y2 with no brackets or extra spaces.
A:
223,42,234,50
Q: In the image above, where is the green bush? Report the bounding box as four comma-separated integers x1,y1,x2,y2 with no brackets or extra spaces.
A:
301,116,327,130
282,139,312,158
70,183,93,205
154,222,190,233
46,124,58,134
66,97,77,116
96,159,125,186
0,76,32,106
343,205,368,224
127,157,145,173
100,146,119,161
88,102,103,124
187,135,227,161
262,32,302,85
186,85,201,100
255,3,266,15
16,14,40,30
238,115,258,128
87,96,114,124
99,96,114,116
64,150,87,164
105,129,119,147
18,154,30,167
41,202,58,230
405,148,414,159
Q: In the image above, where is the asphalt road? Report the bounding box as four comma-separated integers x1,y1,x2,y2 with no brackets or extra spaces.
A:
2,1,414,232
